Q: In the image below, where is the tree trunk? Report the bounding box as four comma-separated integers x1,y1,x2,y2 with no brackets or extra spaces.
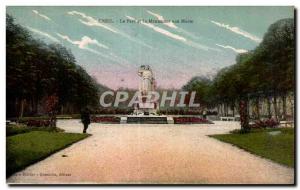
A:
288,95,294,121
29,98,33,115
239,100,249,131
34,96,39,115
50,113,57,127
220,104,224,117
273,96,278,120
282,95,287,120
267,97,271,119
247,98,250,119
61,105,64,115
15,97,19,117
255,97,260,120
19,99,25,118
225,103,229,116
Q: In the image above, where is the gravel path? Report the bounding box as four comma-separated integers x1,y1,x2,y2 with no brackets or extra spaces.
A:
7,120,294,184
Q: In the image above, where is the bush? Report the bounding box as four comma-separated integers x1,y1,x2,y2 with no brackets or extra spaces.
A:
8,117,55,127
230,129,251,134
250,118,279,129
173,117,213,124
6,125,31,136
28,120,51,127
91,116,120,123
94,108,134,115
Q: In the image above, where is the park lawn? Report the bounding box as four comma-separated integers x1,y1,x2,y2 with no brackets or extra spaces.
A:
210,128,294,167
7,131,90,177
6,124,64,136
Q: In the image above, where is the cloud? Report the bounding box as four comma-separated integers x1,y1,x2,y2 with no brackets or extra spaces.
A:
56,33,108,49
68,11,152,49
80,36,108,49
216,44,248,53
211,20,262,43
56,33,131,67
26,26,59,42
68,11,118,33
126,15,218,51
32,10,51,21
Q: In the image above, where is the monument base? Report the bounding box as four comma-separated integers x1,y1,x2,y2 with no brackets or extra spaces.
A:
126,116,168,124
91,115,213,124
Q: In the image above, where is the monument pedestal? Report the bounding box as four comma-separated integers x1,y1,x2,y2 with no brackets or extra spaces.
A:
167,117,174,124
126,116,167,124
120,117,127,124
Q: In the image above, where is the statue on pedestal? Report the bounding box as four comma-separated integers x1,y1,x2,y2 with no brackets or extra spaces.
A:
134,65,158,115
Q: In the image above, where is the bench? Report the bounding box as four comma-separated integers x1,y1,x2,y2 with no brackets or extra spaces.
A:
220,117,235,121
280,121,294,128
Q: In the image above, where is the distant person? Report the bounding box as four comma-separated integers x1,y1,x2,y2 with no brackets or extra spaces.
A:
81,107,91,133
203,110,207,119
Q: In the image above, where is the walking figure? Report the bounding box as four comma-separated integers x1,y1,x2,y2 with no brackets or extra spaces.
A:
81,107,91,133
203,109,207,120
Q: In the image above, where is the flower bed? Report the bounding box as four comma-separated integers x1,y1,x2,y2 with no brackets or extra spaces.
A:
20,120,52,127
91,116,120,123
173,117,213,124
250,118,279,129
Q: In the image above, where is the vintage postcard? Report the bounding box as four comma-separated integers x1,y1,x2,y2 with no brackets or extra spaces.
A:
6,6,295,184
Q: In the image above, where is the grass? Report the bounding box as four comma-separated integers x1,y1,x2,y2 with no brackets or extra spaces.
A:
56,114,80,119
6,124,64,136
7,114,81,122
7,131,89,177
210,128,294,167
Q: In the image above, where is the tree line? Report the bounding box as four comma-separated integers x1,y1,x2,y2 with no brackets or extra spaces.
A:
6,14,106,118
183,18,295,121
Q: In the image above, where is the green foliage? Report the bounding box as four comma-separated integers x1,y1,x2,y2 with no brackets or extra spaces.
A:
211,128,294,167
183,18,294,120
6,14,105,117
182,76,214,107
221,18,294,99
6,131,89,176
184,18,294,100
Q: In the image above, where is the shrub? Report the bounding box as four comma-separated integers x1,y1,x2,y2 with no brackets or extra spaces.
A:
230,129,251,134
19,119,52,127
173,117,213,124
91,116,120,123
250,118,279,129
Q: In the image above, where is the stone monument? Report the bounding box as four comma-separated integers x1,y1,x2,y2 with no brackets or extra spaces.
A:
134,65,158,115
